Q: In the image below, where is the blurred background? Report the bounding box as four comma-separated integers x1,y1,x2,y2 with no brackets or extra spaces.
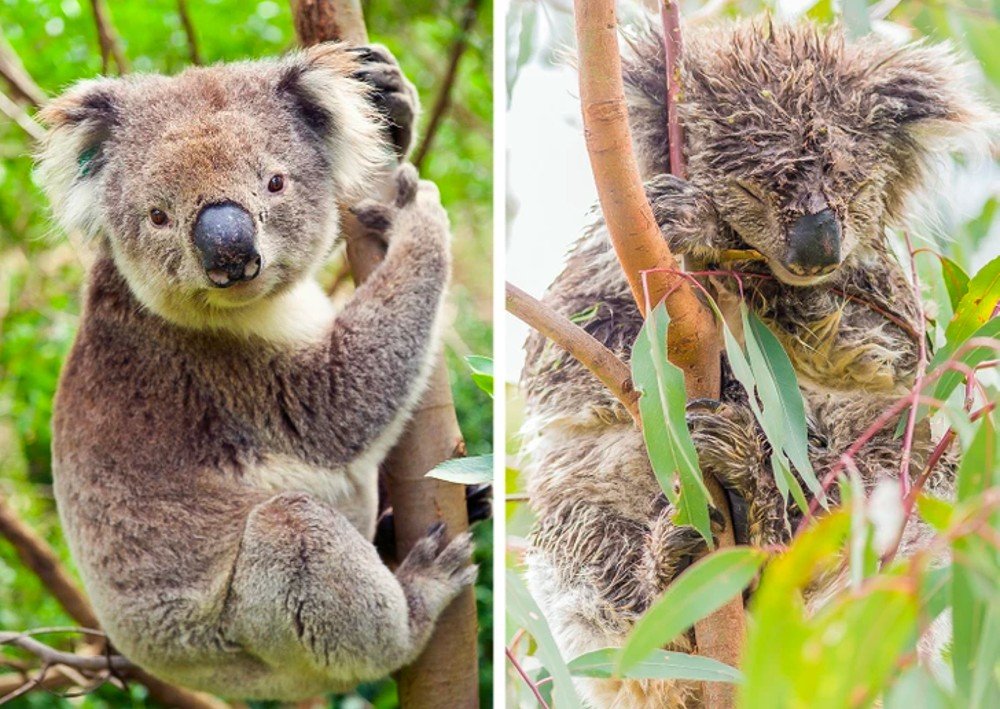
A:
0,1,492,707
503,0,998,706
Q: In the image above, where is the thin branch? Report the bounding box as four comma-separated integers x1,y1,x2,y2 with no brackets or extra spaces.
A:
659,0,685,179
506,645,551,709
0,632,133,673
411,0,481,168
177,0,202,65
506,281,640,425
89,0,130,75
0,29,45,108
0,89,46,141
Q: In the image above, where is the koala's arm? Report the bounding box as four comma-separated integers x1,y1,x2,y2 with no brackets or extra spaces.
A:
643,174,741,258
305,165,449,464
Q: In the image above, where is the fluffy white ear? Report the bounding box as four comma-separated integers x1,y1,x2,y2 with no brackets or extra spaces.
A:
35,78,122,239
277,43,391,200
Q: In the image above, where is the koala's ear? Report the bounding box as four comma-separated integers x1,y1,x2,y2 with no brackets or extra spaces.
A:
35,79,122,238
277,43,390,199
863,41,995,153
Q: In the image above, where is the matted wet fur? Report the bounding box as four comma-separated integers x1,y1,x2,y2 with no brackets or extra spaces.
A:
520,16,992,708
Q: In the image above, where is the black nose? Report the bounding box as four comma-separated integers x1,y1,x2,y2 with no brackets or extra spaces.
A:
785,208,841,275
192,202,261,288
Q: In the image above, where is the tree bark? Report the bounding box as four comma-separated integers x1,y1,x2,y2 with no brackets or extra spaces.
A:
289,2,479,707
572,1,744,705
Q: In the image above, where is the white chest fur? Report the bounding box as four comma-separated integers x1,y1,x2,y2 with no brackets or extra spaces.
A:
242,453,380,538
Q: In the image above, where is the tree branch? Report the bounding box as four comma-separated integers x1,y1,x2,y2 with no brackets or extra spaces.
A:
0,89,46,141
288,2,479,706
0,494,229,709
177,0,202,66
506,282,640,425
0,632,133,673
411,0,481,169
0,29,45,108
572,1,744,704
89,0,129,74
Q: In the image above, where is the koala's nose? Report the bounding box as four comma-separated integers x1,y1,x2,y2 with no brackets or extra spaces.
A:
192,202,261,288
785,208,841,276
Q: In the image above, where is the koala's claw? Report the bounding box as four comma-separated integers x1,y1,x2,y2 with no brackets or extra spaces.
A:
394,163,420,207
466,483,493,524
686,398,723,414
349,43,417,157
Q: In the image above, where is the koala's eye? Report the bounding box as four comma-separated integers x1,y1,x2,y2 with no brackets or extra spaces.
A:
268,174,285,193
149,208,169,227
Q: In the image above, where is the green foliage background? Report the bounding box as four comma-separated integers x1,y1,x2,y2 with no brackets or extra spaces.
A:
0,0,493,707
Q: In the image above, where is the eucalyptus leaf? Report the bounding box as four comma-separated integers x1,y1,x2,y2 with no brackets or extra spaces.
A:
465,355,494,398
631,302,712,544
569,647,742,684
618,547,766,675
506,571,583,708
426,454,493,485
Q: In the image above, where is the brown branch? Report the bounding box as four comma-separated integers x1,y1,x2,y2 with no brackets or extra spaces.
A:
89,0,130,74
0,494,229,709
0,632,133,673
288,2,479,706
0,29,45,108
0,89,46,141
177,0,202,66
411,0,481,169
506,282,640,425
572,1,743,705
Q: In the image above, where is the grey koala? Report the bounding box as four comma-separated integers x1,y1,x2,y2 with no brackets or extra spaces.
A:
36,43,476,700
520,17,991,708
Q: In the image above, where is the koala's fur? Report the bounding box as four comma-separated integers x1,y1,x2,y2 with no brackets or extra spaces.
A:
520,18,992,708
38,44,475,700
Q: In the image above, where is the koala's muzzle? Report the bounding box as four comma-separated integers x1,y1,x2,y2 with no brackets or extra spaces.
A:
784,208,841,276
193,202,261,287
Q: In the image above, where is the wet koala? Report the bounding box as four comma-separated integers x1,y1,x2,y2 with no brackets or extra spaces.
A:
520,18,991,708
37,44,476,700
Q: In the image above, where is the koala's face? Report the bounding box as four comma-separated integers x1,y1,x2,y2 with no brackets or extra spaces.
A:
37,45,388,323
682,24,989,286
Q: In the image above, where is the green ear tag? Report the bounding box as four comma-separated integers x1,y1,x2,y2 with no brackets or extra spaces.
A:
78,146,98,177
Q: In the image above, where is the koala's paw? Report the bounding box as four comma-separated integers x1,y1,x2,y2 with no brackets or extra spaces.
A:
646,503,725,587
643,174,720,253
466,483,493,524
350,163,448,248
685,399,763,500
348,44,419,157
397,523,477,615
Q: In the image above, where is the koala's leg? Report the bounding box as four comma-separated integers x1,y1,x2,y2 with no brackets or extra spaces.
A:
222,492,474,686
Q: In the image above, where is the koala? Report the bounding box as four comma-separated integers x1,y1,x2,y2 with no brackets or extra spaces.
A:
37,44,477,700
520,17,992,708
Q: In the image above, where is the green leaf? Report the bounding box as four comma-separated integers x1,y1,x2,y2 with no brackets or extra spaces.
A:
618,547,766,675
930,316,1000,408
506,571,583,708
426,454,493,485
465,355,494,398
569,647,743,684
952,416,1000,705
941,256,971,312
916,495,955,532
841,0,873,38
886,666,950,709
943,254,1000,352
742,309,825,505
631,302,712,544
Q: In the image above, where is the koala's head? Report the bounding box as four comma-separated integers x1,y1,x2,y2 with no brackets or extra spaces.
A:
36,44,389,324
681,21,992,286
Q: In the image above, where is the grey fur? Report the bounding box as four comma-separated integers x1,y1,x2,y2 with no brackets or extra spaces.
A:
521,17,991,708
37,44,474,700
